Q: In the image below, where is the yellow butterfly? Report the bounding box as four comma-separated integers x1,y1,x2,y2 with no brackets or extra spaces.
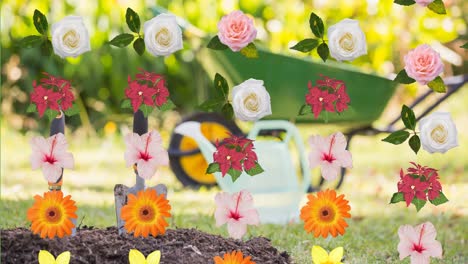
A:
129,249,161,264
38,250,70,264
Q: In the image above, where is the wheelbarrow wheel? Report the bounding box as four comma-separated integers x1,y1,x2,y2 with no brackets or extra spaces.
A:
169,112,243,188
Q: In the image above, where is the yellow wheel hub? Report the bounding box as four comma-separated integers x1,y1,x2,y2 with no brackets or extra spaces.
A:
179,122,232,184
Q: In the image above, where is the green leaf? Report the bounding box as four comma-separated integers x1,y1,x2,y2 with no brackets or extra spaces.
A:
429,192,449,205
412,198,426,212
33,10,48,35
461,42,468,49
41,39,53,56
45,109,59,122
409,135,421,154
198,98,225,111
394,69,416,84
20,35,43,48
214,73,229,99
125,8,141,33
427,0,446,14
427,76,446,93
390,192,405,204
159,99,176,111
206,163,220,174
298,104,312,116
139,104,153,117
382,130,410,145
245,162,264,176
309,13,325,38
240,43,259,59
317,43,329,62
401,105,416,131
290,39,319,53
121,99,132,109
64,103,80,116
394,0,416,5
207,36,228,50
221,103,234,120
109,33,135,48
228,168,242,182
133,37,145,55
26,104,37,113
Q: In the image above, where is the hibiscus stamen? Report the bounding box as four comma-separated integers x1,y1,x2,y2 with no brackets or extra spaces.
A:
229,191,243,221
322,134,337,163
44,136,58,164
139,132,153,161
412,223,427,253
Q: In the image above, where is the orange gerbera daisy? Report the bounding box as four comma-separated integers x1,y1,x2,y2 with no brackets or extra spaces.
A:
27,191,77,239
121,189,171,237
300,189,351,238
213,251,256,264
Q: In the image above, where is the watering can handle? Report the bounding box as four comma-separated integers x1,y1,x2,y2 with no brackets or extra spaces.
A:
248,121,311,193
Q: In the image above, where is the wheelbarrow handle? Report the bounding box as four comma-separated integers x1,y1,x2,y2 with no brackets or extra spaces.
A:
247,120,311,193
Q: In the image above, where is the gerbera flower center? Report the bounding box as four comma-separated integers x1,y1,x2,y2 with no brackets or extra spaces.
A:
138,205,155,222
45,206,62,223
318,206,336,222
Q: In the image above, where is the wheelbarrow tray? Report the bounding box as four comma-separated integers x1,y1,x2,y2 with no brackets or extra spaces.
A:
197,48,398,125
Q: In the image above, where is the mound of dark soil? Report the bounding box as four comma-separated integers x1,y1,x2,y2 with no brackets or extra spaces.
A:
1,227,291,264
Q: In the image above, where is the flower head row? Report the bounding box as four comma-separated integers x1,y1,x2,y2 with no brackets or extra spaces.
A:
123,69,172,116
110,9,183,57
124,130,169,180
390,162,448,211
207,10,258,59
207,134,264,182
291,14,367,62
312,245,344,264
300,189,351,238
382,108,458,155
38,249,162,264
395,44,446,92
30,133,74,183
214,190,260,239
27,191,77,239
308,132,353,181
29,73,77,118
398,222,443,264
121,188,171,238
300,75,350,120
20,10,91,57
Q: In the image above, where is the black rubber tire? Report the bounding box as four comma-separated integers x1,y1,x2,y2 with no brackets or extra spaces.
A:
169,112,243,188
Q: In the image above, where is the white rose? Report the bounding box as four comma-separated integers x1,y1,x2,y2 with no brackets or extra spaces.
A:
419,112,458,154
51,16,91,58
327,19,367,62
232,79,272,121
143,14,183,57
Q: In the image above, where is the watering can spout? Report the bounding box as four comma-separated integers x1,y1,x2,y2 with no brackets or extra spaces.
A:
174,121,216,162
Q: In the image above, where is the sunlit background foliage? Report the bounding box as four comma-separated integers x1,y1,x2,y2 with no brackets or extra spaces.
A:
1,0,466,134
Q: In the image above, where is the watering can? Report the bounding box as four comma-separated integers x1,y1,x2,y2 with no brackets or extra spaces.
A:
174,120,311,224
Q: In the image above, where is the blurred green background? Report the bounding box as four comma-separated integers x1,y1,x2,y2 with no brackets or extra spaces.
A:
1,0,468,263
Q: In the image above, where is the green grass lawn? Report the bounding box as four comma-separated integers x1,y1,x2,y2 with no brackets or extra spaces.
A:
2,88,468,263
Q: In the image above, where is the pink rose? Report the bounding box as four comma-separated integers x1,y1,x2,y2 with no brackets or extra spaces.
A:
404,44,443,85
217,10,257,52
414,0,435,6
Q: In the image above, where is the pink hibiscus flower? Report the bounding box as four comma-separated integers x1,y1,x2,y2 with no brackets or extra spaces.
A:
124,131,169,180
214,190,260,239
398,222,443,263
30,133,74,182
308,132,353,181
